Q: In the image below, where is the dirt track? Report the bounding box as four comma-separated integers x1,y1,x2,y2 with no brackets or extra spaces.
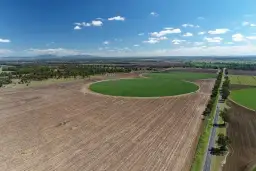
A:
0,75,214,171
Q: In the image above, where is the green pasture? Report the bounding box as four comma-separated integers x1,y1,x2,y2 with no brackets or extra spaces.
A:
89,72,216,97
230,88,256,110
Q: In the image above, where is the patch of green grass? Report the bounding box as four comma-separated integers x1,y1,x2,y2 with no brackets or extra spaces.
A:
230,88,256,110
90,72,215,97
252,167,256,171
191,95,218,171
230,75,256,86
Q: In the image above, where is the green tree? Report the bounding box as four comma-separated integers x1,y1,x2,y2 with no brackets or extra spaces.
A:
220,108,230,125
222,87,230,99
216,133,231,149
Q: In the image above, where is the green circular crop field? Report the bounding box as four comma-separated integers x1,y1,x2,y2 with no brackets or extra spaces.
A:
89,72,216,97
230,88,256,110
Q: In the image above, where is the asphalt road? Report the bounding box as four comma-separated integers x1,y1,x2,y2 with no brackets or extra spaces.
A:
202,98,221,171
202,69,224,171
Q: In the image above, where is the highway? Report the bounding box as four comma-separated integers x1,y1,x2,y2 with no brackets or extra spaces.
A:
202,98,221,171
202,69,224,171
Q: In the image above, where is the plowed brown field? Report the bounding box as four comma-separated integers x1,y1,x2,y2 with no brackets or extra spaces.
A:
0,75,214,171
223,101,256,171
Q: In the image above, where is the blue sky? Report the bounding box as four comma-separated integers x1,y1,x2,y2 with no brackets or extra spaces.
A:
0,0,256,57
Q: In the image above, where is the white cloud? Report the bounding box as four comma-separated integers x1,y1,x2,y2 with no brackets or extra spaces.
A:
158,36,168,40
172,39,186,45
226,42,234,45
241,21,256,27
194,42,204,46
150,12,159,16
232,34,245,42
103,41,110,45
150,28,181,37
204,37,223,43
0,38,11,43
96,17,104,21
75,22,91,27
26,48,85,56
143,39,159,44
164,27,173,30
183,32,193,37
208,28,229,34
138,33,144,36
134,44,140,47
82,22,91,27
197,17,205,20
108,16,125,21
198,32,205,35
74,25,82,30
182,24,195,27
242,21,250,26
143,37,168,44
91,20,103,26
74,22,82,26
246,36,256,40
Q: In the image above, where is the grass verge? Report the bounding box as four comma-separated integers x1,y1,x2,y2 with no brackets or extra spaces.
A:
190,94,218,171
211,112,226,171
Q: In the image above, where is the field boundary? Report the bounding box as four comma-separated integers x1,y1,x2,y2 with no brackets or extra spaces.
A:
228,97,256,112
83,77,205,99
190,95,218,171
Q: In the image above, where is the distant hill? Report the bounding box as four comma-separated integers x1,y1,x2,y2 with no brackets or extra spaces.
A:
0,54,101,61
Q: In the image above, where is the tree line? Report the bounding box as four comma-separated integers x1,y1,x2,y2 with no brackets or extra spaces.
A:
0,64,137,87
221,69,230,100
185,62,256,70
202,69,222,117
211,68,231,155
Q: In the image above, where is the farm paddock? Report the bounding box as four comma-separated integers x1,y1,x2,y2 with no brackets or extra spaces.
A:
228,70,256,76
229,74,256,110
223,101,256,171
229,75,256,86
0,74,215,171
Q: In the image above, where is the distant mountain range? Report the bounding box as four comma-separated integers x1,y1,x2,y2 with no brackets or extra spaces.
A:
1,55,256,62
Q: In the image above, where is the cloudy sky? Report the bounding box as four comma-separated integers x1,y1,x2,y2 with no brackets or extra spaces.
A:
0,0,256,57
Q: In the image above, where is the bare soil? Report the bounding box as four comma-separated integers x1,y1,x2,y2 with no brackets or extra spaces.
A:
223,100,256,171
0,74,214,171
